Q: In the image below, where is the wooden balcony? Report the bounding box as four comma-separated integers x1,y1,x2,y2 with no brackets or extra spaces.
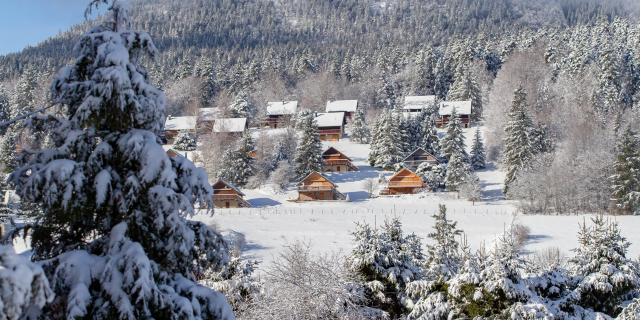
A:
387,181,424,188
298,186,335,192
213,194,243,201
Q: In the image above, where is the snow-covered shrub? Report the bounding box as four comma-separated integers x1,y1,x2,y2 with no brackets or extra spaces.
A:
242,241,383,320
173,130,197,151
9,2,234,318
0,245,53,320
459,172,482,203
268,160,293,192
349,219,424,318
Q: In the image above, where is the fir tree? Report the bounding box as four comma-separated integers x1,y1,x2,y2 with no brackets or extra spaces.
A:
350,108,370,143
173,130,197,151
460,172,482,203
368,110,404,169
9,2,234,318
229,90,255,120
445,151,470,192
470,127,486,170
349,219,424,318
569,216,639,316
440,107,467,162
219,132,255,186
502,86,534,196
294,112,322,178
0,85,10,135
610,128,640,214
447,64,483,121
424,204,462,281
419,107,441,157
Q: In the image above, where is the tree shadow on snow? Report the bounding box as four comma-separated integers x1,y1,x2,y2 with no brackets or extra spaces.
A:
324,166,382,183
345,191,371,202
248,198,282,207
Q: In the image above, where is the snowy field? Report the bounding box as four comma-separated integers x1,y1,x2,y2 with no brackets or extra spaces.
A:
194,128,640,266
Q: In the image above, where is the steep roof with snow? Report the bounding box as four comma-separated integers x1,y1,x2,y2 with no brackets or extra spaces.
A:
325,100,358,113
212,118,247,133
198,107,221,121
314,112,345,128
165,116,197,131
212,179,245,196
439,101,472,116
267,101,298,116
403,95,437,110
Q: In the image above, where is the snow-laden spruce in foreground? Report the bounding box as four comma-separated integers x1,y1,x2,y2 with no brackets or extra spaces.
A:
5,1,234,319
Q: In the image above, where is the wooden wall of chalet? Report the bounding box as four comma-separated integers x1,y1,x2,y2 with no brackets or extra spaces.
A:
382,169,425,195
297,172,341,201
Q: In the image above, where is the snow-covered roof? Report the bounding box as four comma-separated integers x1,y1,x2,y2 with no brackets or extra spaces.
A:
165,116,197,131
403,95,437,110
439,101,472,116
325,100,358,113
212,118,247,133
267,101,298,116
314,112,345,128
213,179,245,196
198,107,221,121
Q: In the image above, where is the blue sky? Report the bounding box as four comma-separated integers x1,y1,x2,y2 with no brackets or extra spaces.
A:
0,0,99,55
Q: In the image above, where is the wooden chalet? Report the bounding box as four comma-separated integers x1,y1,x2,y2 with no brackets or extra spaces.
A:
380,168,426,195
212,118,248,136
197,107,221,133
437,101,472,128
403,95,437,112
326,100,358,122
322,147,358,172
212,180,251,208
315,112,345,141
296,171,346,201
164,116,197,142
264,101,298,128
402,148,439,171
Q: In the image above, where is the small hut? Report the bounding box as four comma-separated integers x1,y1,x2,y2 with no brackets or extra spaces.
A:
402,148,440,171
403,95,437,113
326,100,358,122
212,180,251,208
380,168,426,195
296,171,345,201
322,147,358,172
164,116,197,142
315,112,345,141
437,101,472,128
264,101,298,128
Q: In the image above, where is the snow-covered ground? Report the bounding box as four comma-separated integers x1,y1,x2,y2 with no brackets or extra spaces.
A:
194,127,640,266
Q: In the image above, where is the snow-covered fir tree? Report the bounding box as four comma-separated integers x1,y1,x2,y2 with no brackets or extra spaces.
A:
470,126,486,170
445,151,470,192
425,204,463,281
378,73,399,110
368,110,404,169
569,215,639,317
229,90,255,120
0,85,10,135
419,107,441,157
416,162,447,191
447,63,483,121
294,111,322,178
502,86,534,196
9,2,234,318
611,127,640,214
406,205,462,319
0,128,19,174
0,245,53,319
439,107,467,161
219,131,255,186
173,130,197,151
350,108,370,143
349,218,424,318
